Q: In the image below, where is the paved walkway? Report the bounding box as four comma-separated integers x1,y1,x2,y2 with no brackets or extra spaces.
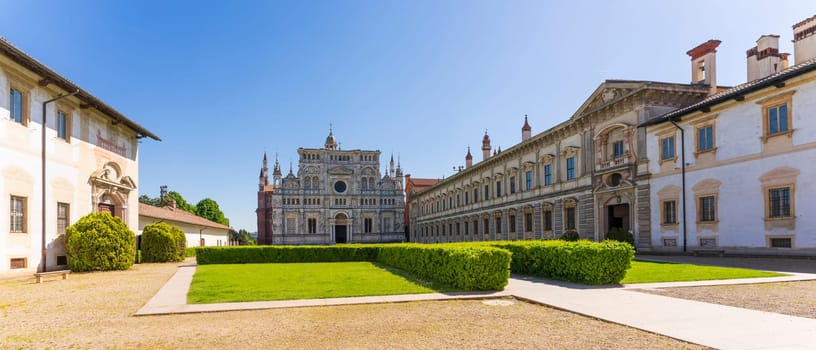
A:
137,263,816,350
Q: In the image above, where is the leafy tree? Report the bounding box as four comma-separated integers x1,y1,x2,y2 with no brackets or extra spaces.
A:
196,198,229,226
166,191,196,214
139,194,161,206
229,228,256,245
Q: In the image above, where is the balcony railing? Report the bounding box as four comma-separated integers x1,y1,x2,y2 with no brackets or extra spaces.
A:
599,152,630,170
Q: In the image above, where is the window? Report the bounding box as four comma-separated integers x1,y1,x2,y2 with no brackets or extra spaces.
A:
699,196,716,222
10,88,25,125
768,187,791,218
495,216,502,233
544,165,552,186
286,218,296,234
525,171,533,190
484,218,489,235
484,185,489,200
508,215,516,233
308,218,317,234
495,180,502,197
364,218,373,233
697,125,714,152
456,222,460,235
565,207,576,230
662,200,677,225
10,196,26,233
473,220,478,235
566,157,576,180
543,209,553,231
612,140,624,158
464,192,469,205
661,136,675,161
767,103,789,135
57,203,70,235
473,188,478,202
525,213,532,232
464,221,468,235
57,111,69,141
509,176,516,194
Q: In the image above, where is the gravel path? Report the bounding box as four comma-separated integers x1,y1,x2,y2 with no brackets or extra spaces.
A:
0,260,705,349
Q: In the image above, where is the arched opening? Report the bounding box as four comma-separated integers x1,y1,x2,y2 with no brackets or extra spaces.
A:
334,213,348,243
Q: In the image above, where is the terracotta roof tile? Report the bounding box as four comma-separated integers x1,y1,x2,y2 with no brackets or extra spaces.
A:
138,203,230,230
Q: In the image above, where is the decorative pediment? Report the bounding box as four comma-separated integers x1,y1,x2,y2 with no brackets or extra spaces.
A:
540,154,555,164
569,81,641,120
328,166,354,175
562,146,580,157
89,163,135,193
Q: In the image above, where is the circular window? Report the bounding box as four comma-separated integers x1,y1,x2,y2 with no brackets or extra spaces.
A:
608,173,622,187
334,181,347,193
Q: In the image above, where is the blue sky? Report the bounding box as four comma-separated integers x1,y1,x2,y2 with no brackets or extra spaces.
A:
2,1,814,231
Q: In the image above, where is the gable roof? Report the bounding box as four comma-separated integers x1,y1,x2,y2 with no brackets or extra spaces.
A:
0,37,160,141
641,57,816,127
138,203,230,231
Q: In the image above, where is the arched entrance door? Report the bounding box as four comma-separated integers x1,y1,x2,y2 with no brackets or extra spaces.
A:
335,213,348,243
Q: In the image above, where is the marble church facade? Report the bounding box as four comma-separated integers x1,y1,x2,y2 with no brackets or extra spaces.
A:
256,130,405,245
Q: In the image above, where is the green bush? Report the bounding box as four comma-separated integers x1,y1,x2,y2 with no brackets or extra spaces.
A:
376,244,510,290
66,212,136,272
560,230,580,241
196,244,510,290
487,240,634,284
184,247,198,257
605,227,635,247
141,222,186,262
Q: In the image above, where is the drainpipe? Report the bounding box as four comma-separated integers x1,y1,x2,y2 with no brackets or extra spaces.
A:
669,121,687,253
41,90,79,273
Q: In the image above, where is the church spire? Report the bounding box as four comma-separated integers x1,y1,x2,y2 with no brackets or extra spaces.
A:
272,153,282,185
325,124,338,150
390,153,395,176
521,114,532,141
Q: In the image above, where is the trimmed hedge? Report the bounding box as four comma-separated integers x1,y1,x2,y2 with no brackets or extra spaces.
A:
66,212,136,272
196,245,380,264
377,244,510,290
196,244,510,290
141,222,186,263
487,240,634,284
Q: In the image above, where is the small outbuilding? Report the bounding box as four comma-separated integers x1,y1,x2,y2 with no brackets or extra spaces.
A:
138,202,230,247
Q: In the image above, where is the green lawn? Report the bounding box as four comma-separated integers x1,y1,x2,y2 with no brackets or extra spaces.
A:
621,260,786,284
188,262,459,303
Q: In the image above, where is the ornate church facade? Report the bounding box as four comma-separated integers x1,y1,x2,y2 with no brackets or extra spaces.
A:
256,130,405,245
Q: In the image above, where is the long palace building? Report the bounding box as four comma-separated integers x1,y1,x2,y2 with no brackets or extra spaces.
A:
408,15,816,256
256,130,405,245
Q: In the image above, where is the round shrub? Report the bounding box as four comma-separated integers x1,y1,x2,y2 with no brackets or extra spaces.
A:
606,227,635,247
560,230,580,241
66,212,136,272
141,222,186,262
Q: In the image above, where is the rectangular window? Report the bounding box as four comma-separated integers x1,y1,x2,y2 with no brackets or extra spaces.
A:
543,210,553,231
525,171,532,190
464,221,468,235
57,111,68,140
565,207,576,230
697,125,714,152
473,220,478,235
566,157,576,180
544,165,552,185
509,176,515,194
662,200,677,225
10,258,26,269
661,136,675,161
484,218,489,235
525,213,532,232
307,218,317,234
496,180,502,197
495,217,502,233
10,88,24,124
612,140,624,158
768,188,791,218
473,188,478,202
509,215,516,232
57,202,70,235
456,222,460,235
699,196,716,222
767,103,789,135
10,196,26,233
286,218,296,234
484,185,489,200
464,192,469,205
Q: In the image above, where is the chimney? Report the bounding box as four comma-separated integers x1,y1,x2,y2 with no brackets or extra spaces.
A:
521,115,531,141
465,147,473,168
793,15,816,64
481,131,491,160
746,35,788,81
169,198,177,209
687,40,721,95
160,185,168,200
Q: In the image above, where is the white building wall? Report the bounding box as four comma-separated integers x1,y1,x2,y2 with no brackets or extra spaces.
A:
648,78,816,254
138,217,230,248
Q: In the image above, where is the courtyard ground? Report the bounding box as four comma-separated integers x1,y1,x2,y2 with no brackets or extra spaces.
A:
634,254,816,319
0,259,704,349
